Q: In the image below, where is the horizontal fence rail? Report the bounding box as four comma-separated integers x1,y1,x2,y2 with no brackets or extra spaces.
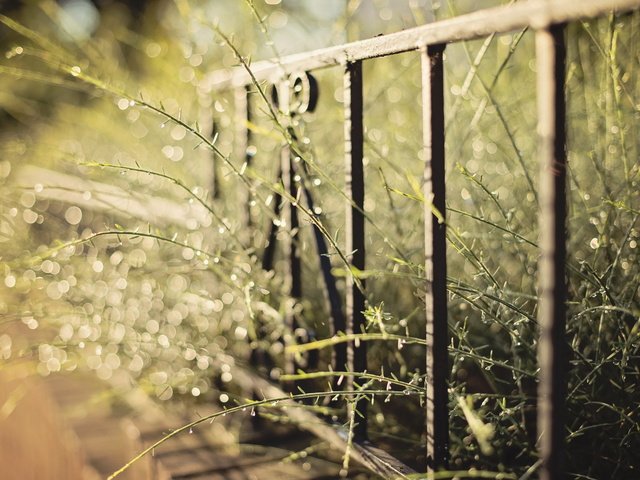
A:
207,0,640,89
207,0,640,478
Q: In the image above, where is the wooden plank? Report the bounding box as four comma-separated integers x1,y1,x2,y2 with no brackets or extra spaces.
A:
41,373,153,480
13,165,210,229
535,24,568,480
229,363,416,478
206,0,640,89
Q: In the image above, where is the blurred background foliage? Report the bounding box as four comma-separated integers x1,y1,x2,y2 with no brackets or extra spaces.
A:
0,0,639,478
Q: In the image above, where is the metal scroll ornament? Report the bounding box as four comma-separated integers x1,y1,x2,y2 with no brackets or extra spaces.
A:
270,71,319,116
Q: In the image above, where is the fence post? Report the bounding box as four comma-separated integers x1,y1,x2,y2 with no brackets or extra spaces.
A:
421,44,449,470
344,60,367,440
535,24,568,480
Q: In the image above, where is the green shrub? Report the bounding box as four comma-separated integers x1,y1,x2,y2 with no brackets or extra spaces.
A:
0,1,638,478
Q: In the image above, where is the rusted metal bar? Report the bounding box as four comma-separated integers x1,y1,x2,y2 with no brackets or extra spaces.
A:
535,24,568,480
210,119,220,199
271,79,302,383
421,44,448,470
235,86,253,228
300,184,346,377
261,169,282,272
208,0,640,89
281,141,301,385
344,60,367,440
286,155,302,303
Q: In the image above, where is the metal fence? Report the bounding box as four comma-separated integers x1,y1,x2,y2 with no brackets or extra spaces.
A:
209,1,640,478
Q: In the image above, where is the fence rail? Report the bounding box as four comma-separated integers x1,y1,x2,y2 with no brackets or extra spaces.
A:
207,0,640,89
208,1,640,478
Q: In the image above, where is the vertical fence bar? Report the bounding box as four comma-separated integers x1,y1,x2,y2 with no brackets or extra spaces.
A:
261,168,282,272
210,119,220,199
535,24,567,480
278,79,302,382
288,151,302,303
235,86,253,228
421,44,448,470
301,185,345,374
284,147,301,381
344,60,367,440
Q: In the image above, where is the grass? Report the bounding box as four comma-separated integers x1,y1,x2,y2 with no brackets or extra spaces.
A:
0,1,639,479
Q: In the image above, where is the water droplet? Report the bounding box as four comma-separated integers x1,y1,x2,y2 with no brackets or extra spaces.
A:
64,206,83,225
189,427,193,434
250,408,256,416
6,46,23,58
